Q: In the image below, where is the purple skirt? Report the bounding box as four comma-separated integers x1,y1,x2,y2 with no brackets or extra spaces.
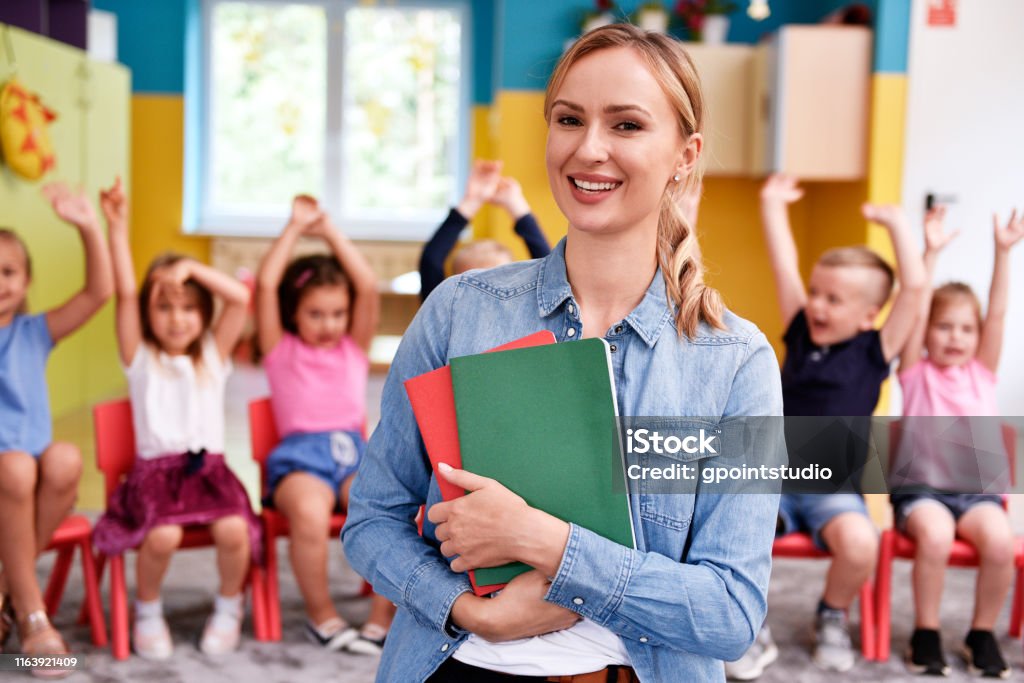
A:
92,452,263,564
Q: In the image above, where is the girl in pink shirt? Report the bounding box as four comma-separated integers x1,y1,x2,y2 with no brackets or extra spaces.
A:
893,205,1024,676
256,195,394,654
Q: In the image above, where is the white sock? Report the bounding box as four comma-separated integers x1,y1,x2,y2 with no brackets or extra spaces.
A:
213,593,243,620
134,598,165,636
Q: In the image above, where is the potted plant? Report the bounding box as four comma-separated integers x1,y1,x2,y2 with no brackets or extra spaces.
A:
634,2,669,33
582,0,617,34
674,0,737,44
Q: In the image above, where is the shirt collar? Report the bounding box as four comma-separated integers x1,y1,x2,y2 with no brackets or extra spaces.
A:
536,238,674,347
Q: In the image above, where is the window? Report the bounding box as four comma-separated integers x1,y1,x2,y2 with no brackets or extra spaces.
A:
191,0,469,239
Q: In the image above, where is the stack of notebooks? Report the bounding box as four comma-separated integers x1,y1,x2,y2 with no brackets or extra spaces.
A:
404,331,635,595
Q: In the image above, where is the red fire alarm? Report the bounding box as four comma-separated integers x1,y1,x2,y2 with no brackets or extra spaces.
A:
927,0,956,27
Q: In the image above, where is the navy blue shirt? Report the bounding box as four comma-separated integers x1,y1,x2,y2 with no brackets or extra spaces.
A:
781,309,889,417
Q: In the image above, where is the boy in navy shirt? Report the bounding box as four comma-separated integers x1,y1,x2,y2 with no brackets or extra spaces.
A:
728,175,925,679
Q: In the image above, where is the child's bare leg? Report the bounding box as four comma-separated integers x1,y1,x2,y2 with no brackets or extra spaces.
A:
274,473,337,625
820,512,878,609
957,504,1014,630
136,525,183,602
34,442,83,552
0,451,45,617
905,503,955,629
209,515,250,597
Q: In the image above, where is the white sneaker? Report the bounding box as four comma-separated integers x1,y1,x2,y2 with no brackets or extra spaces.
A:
725,625,779,681
133,616,173,660
199,611,242,655
812,610,855,672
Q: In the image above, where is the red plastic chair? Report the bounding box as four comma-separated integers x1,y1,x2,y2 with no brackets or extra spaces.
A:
875,422,1021,661
772,532,877,660
41,514,108,647
248,397,372,642
91,399,270,659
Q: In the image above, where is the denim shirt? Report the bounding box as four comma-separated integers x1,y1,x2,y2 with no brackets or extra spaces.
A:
342,239,783,682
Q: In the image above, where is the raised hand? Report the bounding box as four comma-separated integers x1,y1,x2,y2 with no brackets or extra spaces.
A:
993,208,1024,252
99,176,128,227
491,176,531,220
862,203,908,232
458,160,503,219
289,194,323,231
760,174,804,207
42,183,99,230
923,205,958,254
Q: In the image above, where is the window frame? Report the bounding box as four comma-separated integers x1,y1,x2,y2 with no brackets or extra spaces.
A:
188,0,472,240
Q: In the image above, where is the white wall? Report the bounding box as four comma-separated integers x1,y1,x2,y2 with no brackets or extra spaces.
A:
901,0,1024,415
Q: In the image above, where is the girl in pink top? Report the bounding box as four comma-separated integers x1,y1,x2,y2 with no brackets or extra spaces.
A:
256,195,394,654
893,205,1024,676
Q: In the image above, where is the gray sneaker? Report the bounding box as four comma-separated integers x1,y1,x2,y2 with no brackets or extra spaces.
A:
812,609,855,672
725,625,779,681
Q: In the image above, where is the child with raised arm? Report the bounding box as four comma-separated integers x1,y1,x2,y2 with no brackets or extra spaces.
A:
0,185,112,675
91,178,260,660
890,206,1023,678
728,174,925,679
418,160,550,301
256,195,394,654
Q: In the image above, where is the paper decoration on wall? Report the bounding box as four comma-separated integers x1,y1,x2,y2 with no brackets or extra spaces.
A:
0,78,57,180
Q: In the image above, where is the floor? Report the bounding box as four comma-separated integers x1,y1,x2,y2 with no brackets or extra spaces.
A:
24,365,1024,681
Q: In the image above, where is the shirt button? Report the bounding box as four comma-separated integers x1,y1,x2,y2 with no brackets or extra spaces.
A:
572,597,584,605
609,344,617,353
566,328,576,338
568,303,575,315
639,636,649,643
440,643,450,652
614,325,623,334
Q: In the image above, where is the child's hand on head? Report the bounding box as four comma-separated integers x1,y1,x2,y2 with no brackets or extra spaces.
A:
43,182,99,230
491,177,530,220
760,174,803,207
289,194,322,230
99,176,128,227
993,208,1024,252
923,205,958,254
861,203,908,231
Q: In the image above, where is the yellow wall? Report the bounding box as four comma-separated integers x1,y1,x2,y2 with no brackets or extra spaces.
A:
0,25,128,418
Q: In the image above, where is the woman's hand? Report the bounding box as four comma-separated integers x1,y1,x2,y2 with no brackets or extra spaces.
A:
429,464,530,573
451,571,581,642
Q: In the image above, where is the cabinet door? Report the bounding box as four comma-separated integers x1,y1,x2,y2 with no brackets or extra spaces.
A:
684,44,754,176
774,25,872,180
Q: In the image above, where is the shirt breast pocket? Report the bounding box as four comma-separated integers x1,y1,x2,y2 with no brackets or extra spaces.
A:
628,418,721,531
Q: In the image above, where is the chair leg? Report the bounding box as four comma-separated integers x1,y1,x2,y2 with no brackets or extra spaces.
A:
248,565,269,642
1009,565,1024,638
859,581,876,661
265,527,282,642
875,531,894,662
79,539,108,647
110,555,130,660
78,551,106,626
43,548,74,617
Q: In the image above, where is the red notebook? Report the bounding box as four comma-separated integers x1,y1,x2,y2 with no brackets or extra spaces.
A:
404,330,556,595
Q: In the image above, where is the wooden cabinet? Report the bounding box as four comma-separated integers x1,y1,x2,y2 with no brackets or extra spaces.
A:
750,25,873,180
684,43,755,176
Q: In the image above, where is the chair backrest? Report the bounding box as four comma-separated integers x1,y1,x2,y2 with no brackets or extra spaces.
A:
248,397,280,496
92,399,137,501
889,420,1018,488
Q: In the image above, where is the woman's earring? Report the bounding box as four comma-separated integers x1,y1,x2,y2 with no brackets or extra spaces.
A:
673,174,681,182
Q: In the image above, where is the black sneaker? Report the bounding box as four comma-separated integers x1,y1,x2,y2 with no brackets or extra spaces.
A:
962,629,1010,679
906,628,950,676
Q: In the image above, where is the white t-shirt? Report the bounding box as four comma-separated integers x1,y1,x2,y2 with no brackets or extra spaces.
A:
125,335,230,459
453,618,631,676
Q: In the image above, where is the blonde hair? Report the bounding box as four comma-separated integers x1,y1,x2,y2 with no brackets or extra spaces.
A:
0,229,31,315
817,246,895,307
930,281,982,328
543,23,723,338
451,240,514,275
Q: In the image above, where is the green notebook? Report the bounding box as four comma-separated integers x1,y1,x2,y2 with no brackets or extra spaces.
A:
450,338,635,586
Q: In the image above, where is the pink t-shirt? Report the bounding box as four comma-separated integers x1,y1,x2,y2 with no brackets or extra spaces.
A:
893,358,1006,492
263,333,368,437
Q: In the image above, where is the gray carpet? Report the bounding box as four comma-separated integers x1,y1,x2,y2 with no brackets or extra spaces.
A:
12,550,1023,682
